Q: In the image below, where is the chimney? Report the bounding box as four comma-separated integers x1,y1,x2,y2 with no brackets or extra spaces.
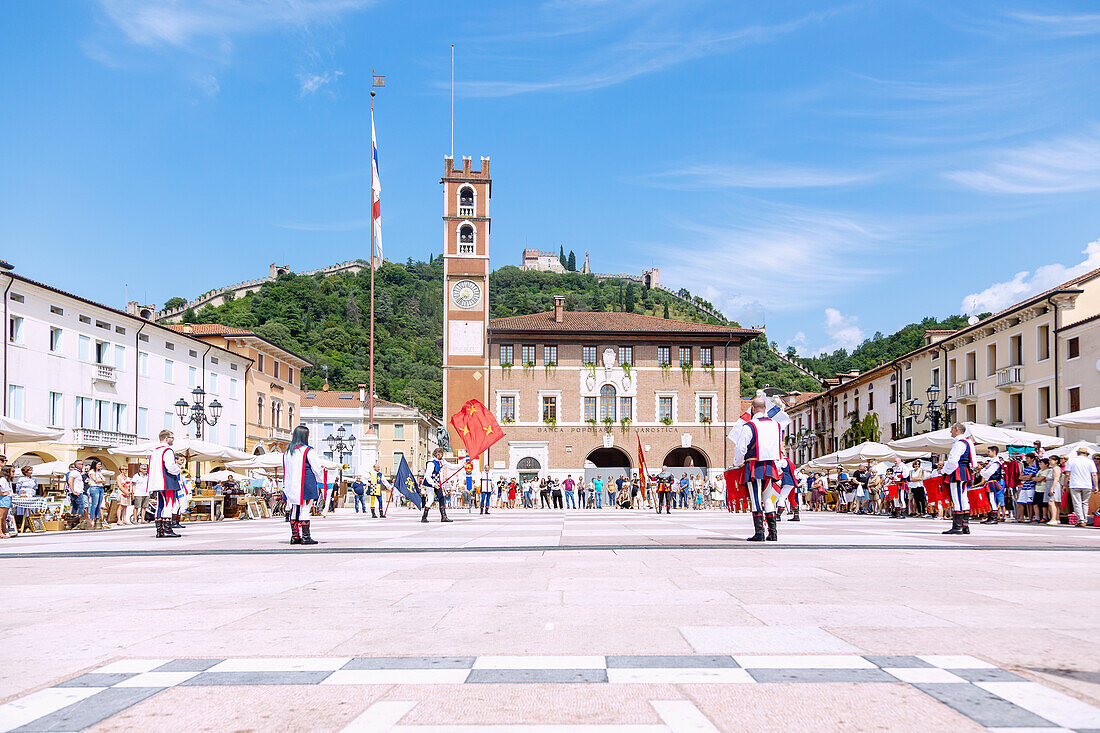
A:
553,295,565,323
182,324,193,334
358,383,367,402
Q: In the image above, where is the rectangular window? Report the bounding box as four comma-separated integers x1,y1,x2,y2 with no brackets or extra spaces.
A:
1037,324,1050,361
138,333,149,342
138,351,149,376
966,404,976,422
6,385,24,420
1010,334,1022,366
163,411,173,430
986,398,998,425
542,395,557,423
931,367,940,388
50,305,63,316
8,293,23,303
394,423,404,440
49,327,62,352
288,366,294,385
583,396,596,422
188,366,197,388
698,396,713,422
49,391,63,426
113,403,127,433
620,397,633,421
1038,386,1051,423
229,423,238,446
987,344,997,376
543,345,558,366
75,397,94,428
679,347,691,366
904,378,913,401
500,345,514,365
700,346,713,367
207,423,218,444
79,315,90,324
392,452,404,474
618,346,633,366
905,417,913,436
115,345,125,370
188,349,197,358
164,341,174,350
273,361,280,379
868,388,874,410
137,407,148,438
7,316,23,344
1067,337,1080,359
94,340,109,365
521,345,536,365
965,351,976,380
95,399,110,430
1068,386,1081,413
78,335,90,362
229,378,238,398
658,346,671,367
582,345,597,365
1010,393,1023,424
164,359,174,382
658,396,673,422
257,353,265,372
501,396,516,422
209,372,218,393
323,422,334,435
230,362,237,370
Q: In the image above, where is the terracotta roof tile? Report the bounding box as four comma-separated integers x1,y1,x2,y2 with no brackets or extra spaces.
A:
489,310,759,337
301,391,422,412
165,324,253,336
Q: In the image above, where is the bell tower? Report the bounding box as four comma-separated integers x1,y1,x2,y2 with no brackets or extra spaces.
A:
441,155,491,452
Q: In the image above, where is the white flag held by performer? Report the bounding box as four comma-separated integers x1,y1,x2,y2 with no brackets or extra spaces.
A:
371,107,383,267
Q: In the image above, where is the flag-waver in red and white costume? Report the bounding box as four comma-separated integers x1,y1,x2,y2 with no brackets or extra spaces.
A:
730,404,784,541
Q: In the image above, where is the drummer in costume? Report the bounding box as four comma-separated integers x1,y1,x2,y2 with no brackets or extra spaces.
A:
147,429,182,538
422,448,461,523
730,396,783,542
941,422,976,535
282,425,326,545
976,446,1004,524
887,457,910,519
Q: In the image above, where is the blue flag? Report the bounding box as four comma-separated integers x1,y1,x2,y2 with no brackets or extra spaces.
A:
394,455,422,509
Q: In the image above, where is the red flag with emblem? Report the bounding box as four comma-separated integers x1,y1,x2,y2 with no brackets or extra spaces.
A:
449,399,504,460
723,467,748,510
923,476,949,506
967,487,991,514
637,435,648,492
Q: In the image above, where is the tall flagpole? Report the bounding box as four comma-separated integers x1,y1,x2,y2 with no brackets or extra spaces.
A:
369,72,384,431
450,44,454,159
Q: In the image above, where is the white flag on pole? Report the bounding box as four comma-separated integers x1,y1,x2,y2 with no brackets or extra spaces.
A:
371,107,383,268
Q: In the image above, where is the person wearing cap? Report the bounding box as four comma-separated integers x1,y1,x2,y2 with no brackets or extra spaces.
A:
1066,447,1098,526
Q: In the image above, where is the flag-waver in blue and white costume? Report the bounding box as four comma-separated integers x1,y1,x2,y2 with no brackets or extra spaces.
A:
282,425,326,545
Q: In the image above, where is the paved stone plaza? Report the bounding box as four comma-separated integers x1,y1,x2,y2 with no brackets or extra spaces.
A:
2,508,1099,732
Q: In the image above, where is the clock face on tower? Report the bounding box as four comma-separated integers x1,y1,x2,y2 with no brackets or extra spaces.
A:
451,279,482,309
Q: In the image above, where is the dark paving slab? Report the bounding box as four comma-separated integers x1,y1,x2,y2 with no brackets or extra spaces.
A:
913,683,1058,728
747,668,897,683
152,659,224,672
466,669,609,684
950,668,1028,682
606,655,738,668
13,687,162,732
178,671,333,686
864,655,933,668
53,673,135,687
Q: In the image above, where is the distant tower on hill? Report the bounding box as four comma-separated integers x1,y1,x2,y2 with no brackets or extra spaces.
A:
520,248,566,273
581,251,591,274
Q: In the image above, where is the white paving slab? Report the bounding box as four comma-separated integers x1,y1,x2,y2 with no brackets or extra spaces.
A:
323,669,472,685
976,681,1100,729
0,686,104,733
473,656,607,669
733,655,876,669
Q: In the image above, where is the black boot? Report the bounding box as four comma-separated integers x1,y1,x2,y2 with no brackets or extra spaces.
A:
301,521,318,545
942,512,964,534
981,511,997,524
765,512,778,542
961,514,971,535
746,511,766,542
171,513,183,528
155,519,165,538
790,506,801,522
421,506,430,523
440,505,453,522
162,519,180,538
371,507,378,518
777,506,785,519
290,521,302,544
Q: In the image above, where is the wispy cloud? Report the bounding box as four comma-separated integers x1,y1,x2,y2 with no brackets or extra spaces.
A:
1007,11,1100,38
454,4,858,97
195,73,220,97
961,239,1100,315
653,200,895,320
276,219,370,232
946,126,1100,194
298,70,343,97
643,163,878,190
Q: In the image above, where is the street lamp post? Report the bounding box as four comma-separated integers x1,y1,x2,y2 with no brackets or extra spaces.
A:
795,429,812,465
904,384,957,433
174,386,223,479
325,425,356,512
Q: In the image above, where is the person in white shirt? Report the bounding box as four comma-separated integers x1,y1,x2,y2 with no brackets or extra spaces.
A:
1066,448,1098,527
887,457,911,519
975,447,1004,524
147,430,183,538
66,460,88,528
131,463,150,524
730,396,783,542
940,423,976,535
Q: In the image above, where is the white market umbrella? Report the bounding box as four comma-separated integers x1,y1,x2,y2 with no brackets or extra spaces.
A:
108,437,252,463
199,470,250,483
0,416,64,444
888,422,1063,451
1047,406,1100,429
803,442,928,471
1044,440,1100,458
29,459,71,477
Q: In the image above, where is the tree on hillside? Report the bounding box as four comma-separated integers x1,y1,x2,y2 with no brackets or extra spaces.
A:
567,250,576,271
559,245,567,269
163,297,187,311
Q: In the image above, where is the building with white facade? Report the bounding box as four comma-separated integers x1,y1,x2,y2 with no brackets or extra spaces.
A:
2,270,250,472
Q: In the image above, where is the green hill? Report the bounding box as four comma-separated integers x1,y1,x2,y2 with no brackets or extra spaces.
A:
170,259,820,415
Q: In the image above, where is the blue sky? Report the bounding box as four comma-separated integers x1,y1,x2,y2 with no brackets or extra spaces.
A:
2,1,1100,357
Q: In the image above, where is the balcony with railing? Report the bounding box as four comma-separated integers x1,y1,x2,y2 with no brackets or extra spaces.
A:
953,380,978,403
996,365,1025,392
93,364,117,384
268,426,292,442
74,428,137,448
458,205,475,217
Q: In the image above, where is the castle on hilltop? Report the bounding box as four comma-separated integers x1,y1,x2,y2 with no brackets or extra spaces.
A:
137,260,368,323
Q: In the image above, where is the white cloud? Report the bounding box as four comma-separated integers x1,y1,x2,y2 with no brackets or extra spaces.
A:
823,308,865,351
946,126,1100,194
195,73,219,96
961,239,1100,315
298,70,343,96
644,163,877,190
1007,11,1100,38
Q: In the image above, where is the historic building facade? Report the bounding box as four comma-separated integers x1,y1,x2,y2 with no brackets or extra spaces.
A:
483,300,758,481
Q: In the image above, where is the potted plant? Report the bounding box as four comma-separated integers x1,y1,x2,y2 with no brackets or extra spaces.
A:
500,361,513,376
543,416,557,427
602,416,615,434
619,416,632,433
660,416,673,426
523,360,536,375
621,362,632,380
680,362,693,383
